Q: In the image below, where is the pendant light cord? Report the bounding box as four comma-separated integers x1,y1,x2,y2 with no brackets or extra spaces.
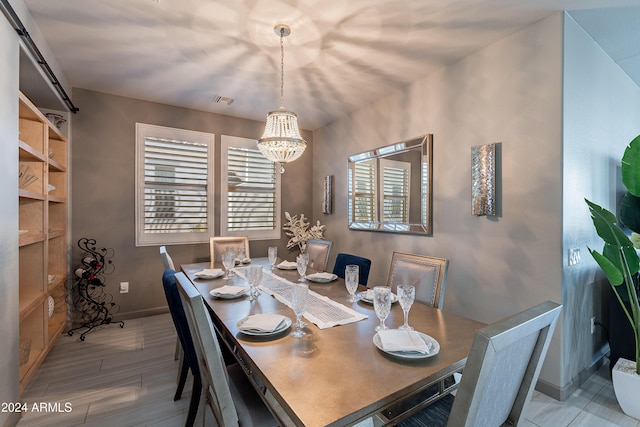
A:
279,27,285,109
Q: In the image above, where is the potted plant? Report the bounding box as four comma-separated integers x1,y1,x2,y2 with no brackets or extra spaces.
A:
282,212,325,253
585,136,640,420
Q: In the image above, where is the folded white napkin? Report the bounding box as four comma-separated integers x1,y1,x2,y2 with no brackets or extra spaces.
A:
239,314,287,333
277,260,297,269
235,257,251,264
210,285,246,296
307,272,336,280
378,330,431,354
194,268,223,278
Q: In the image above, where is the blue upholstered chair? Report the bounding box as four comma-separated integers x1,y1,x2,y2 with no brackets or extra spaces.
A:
162,269,201,427
396,301,562,427
332,253,372,286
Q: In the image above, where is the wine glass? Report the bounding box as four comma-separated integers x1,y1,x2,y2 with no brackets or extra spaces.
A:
345,265,359,302
268,246,278,270
397,285,416,331
247,265,262,301
290,283,309,338
296,254,308,282
221,250,235,278
373,286,392,332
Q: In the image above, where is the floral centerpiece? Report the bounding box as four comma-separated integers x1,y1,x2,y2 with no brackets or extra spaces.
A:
283,212,325,253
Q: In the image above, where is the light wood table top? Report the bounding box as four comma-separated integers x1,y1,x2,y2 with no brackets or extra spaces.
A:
181,259,484,427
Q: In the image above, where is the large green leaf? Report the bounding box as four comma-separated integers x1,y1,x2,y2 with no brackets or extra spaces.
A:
621,134,640,196
603,242,640,277
586,199,634,248
620,192,640,233
588,248,624,286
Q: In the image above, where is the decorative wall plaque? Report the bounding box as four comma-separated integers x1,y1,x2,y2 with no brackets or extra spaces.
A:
471,143,496,216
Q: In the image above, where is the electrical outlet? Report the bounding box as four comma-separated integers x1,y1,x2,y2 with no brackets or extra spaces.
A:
591,316,596,334
119,282,129,293
568,248,581,266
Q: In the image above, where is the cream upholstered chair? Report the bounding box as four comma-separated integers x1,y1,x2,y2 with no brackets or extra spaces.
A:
387,252,449,308
305,239,332,272
209,236,250,266
160,245,175,270
397,301,562,427
175,272,278,426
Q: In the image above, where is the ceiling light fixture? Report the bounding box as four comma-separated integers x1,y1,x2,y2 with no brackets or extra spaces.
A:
257,24,307,173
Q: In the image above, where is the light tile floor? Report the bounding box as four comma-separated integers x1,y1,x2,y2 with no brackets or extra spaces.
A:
17,313,640,426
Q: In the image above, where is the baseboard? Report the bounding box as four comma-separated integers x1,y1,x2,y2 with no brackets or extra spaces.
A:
535,344,609,401
112,307,169,321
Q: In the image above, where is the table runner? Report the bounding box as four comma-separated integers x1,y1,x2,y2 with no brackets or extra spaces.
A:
235,267,367,329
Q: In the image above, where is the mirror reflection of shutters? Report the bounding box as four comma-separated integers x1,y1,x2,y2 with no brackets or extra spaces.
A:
354,161,376,222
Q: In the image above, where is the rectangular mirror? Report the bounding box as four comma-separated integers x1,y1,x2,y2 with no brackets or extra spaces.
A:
348,134,433,235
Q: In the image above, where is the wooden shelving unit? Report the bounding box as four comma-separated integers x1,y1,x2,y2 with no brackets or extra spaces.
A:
18,91,68,393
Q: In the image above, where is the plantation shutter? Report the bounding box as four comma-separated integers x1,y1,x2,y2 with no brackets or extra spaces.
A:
143,137,209,234
381,163,410,223
353,161,376,222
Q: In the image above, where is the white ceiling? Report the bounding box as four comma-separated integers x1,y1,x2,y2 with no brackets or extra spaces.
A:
20,0,640,130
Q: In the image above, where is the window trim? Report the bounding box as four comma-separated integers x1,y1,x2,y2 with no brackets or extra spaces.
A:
220,135,281,240
135,123,215,246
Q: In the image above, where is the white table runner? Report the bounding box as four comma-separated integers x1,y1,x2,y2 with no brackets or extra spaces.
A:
235,267,367,329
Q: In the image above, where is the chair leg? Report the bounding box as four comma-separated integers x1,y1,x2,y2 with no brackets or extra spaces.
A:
174,355,189,401
184,374,202,427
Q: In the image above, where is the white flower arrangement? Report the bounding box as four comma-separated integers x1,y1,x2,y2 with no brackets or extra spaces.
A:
283,212,326,253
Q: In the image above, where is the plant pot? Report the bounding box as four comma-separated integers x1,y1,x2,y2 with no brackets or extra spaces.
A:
612,358,640,420
609,286,636,369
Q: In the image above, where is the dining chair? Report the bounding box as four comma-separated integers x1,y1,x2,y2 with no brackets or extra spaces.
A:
174,272,278,426
161,269,201,427
396,300,562,427
160,245,175,270
209,236,250,265
387,252,449,308
332,253,372,286
305,239,332,271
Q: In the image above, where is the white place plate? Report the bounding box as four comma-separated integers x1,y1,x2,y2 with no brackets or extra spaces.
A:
373,331,440,359
209,287,249,299
357,290,399,304
277,262,298,270
194,269,225,279
237,316,292,336
306,273,338,283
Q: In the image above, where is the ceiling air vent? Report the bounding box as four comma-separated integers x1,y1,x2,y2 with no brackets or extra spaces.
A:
213,94,234,106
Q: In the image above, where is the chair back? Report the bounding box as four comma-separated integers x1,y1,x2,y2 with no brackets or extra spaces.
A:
160,246,175,270
209,236,250,265
447,301,562,427
387,252,448,308
175,272,239,427
305,239,332,271
332,253,372,286
161,269,198,376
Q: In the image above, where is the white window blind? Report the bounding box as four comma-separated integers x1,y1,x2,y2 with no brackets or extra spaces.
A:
353,161,377,222
221,135,280,240
135,123,214,246
380,159,411,223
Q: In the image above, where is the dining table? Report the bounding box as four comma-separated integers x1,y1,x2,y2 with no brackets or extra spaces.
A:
181,258,484,427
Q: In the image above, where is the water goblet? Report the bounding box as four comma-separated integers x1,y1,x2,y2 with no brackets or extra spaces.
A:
221,250,235,278
290,283,309,338
296,254,308,282
237,247,246,262
247,265,262,301
345,265,359,302
268,246,278,270
373,286,392,332
397,285,416,331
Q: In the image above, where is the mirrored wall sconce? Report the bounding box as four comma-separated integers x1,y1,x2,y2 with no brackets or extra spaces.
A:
322,175,333,214
471,143,498,216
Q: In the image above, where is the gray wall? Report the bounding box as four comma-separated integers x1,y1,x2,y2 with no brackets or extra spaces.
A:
562,13,640,389
0,9,21,427
312,14,567,391
71,89,313,318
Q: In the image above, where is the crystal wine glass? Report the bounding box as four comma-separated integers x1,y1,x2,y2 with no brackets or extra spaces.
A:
397,285,416,331
373,286,392,332
296,254,308,282
268,246,278,270
221,250,235,278
345,264,359,302
247,265,262,301
290,283,309,338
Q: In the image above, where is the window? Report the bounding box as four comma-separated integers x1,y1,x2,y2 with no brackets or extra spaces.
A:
379,159,411,223
221,135,280,240
352,160,377,222
135,123,214,246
